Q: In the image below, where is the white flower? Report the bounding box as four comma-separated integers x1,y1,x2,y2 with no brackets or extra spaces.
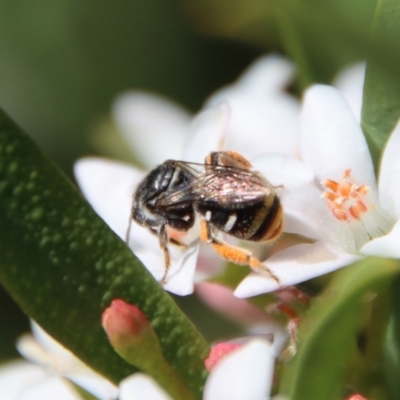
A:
0,321,118,400
0,326,280,400
119,339,275,400
0,324,280,399
235,83,400,297
75,54,300,296
0,360,81,400
204,55,300,159
113,92,191,169
113,54,299,168
332,62,365,122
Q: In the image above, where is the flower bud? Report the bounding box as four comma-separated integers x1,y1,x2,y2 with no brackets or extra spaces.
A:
102,299,194,400
344,395,367,400
102,299,161,366
204,342,242,371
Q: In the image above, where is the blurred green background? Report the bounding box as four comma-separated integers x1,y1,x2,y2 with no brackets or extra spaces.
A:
0,0,380,362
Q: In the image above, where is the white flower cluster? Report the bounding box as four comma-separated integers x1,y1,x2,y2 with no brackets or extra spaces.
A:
0,322,276,400
75,55,400,298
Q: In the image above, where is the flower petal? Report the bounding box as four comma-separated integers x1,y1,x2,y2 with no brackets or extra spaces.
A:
360,219,400,258
18,377,87,400
247,324,288,359
183,103,231,162
208,55,296,99
161,240,200,295
234,241,361,297
300,85,377,195
66,374,118,400
18,322,118,400
0,360,48,399
252,154,334,242
113,91,191,169
223,95,299,160
74,158,143,240
134,239,200,296
25,322,76,364
205,55,300,159
333,63,365,122
378,119,400,218
203,339,274,400
119,373,172,400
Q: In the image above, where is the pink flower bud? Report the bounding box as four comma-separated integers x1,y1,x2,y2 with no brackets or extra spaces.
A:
102,299,151,347
102,299,194,400
205,342,242,371
101,299,161,366
344,394,367,400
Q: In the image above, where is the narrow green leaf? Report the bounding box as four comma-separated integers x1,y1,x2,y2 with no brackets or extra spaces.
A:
362,0,400,172
0,109,209,399
384,277,400,400
280,258,400,400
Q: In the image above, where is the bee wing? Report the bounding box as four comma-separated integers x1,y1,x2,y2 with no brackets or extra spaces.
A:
154,161,203,209
156,184,200,208
192,166,273,206
156,161,272,208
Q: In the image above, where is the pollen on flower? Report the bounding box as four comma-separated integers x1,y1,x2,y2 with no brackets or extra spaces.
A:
321,169,394,253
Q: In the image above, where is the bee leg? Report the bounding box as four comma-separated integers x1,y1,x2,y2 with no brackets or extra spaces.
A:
199,218,214,244
200,220,281,285
275,303,300,361
206,151,253,169
169,238,188,250
158,224,171,284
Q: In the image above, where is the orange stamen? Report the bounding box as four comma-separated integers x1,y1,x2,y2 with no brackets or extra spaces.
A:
332,208,349,221
321,169,370,222
349,201,368,219
338,181,352,197
321,179,339,192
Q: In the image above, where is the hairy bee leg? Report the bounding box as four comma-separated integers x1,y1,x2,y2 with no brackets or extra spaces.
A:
284,286,310,304
206,151,253,169
276,303,300,361
200,220,281,285
158,224,171,284
126,218,186,252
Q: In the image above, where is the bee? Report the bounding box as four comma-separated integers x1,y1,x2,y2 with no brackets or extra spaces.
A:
127,151,283,283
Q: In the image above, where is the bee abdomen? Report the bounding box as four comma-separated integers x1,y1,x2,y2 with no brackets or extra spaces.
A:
248,196,283,242
196,195,282,243
225,196,282,242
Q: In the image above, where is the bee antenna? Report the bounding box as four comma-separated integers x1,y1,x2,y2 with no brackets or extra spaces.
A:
125,213,133,245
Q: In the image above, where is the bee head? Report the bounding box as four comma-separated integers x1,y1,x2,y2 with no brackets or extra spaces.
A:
131,161,176,227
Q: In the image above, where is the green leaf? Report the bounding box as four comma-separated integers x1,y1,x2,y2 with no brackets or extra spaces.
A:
181,0,376,85
362,0,400,172
0,109,209,399
279,0,376,88
384,277,400,400
280,257,400,400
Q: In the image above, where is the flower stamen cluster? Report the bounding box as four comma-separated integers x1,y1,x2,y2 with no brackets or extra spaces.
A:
321,169,370,222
